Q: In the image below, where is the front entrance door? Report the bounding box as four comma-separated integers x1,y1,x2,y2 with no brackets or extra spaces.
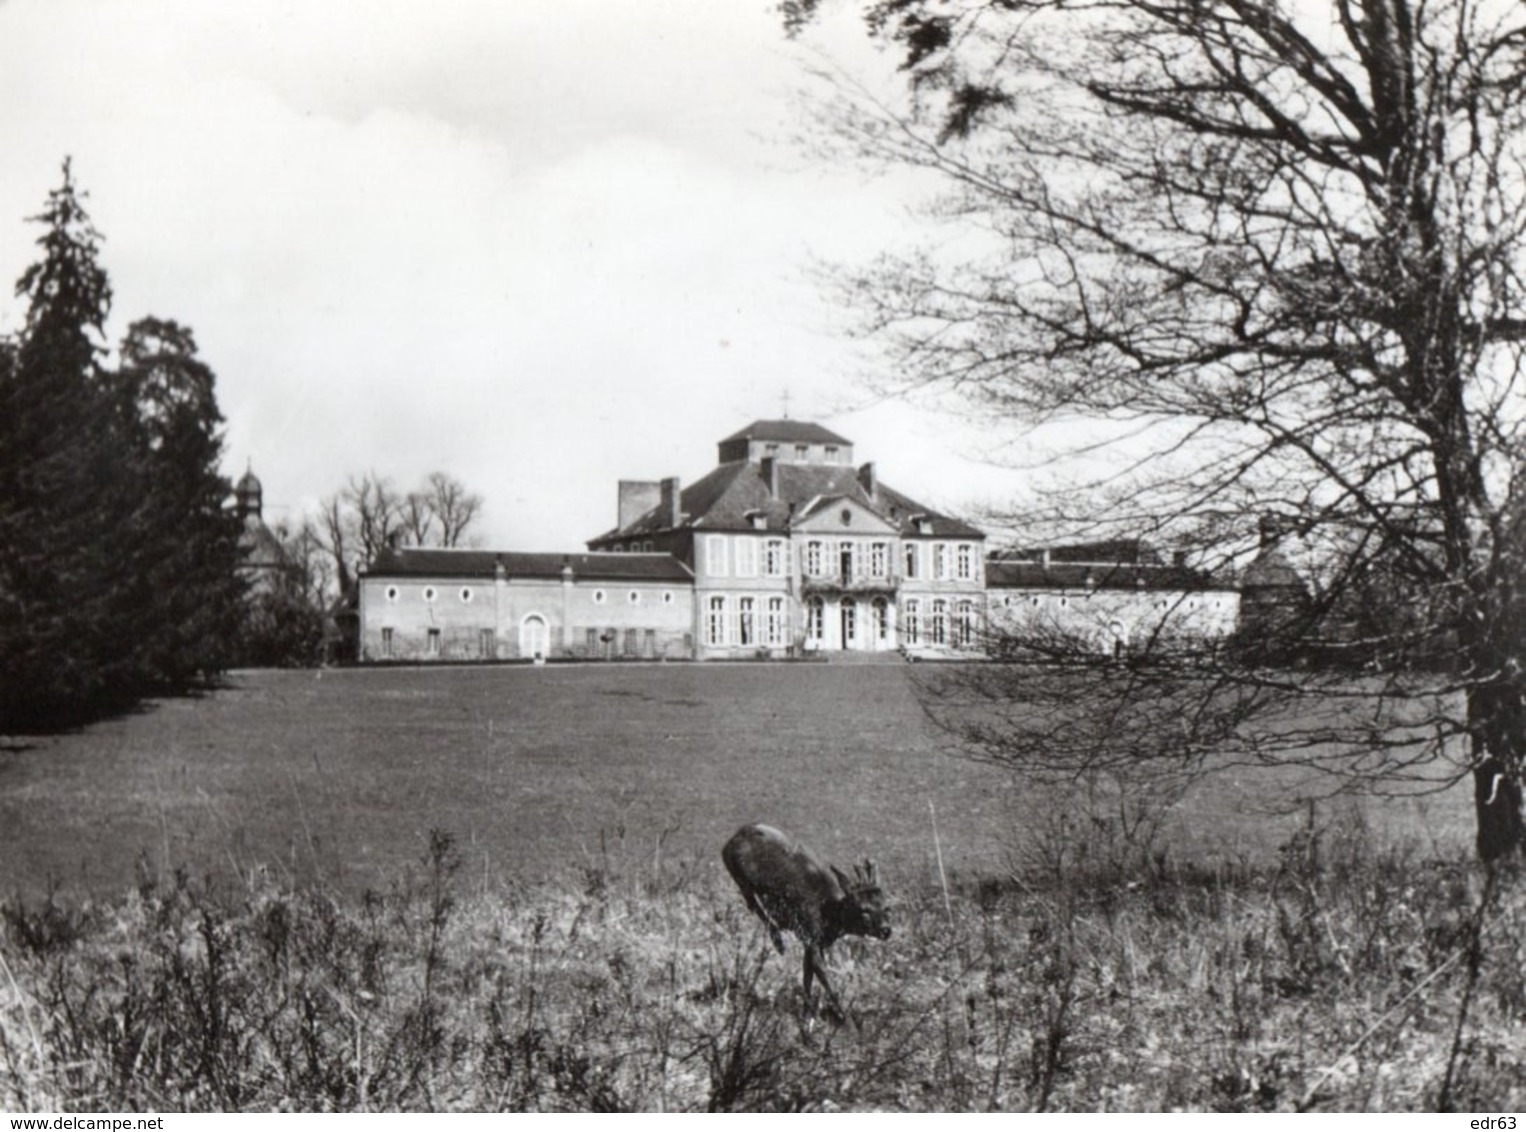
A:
520,614,549,660
840,597,858,650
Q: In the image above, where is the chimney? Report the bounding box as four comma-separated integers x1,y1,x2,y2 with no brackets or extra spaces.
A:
660,476,682,529
618,480,661,530
1259,514,1285,548
857,462,877,500
761,456,779,498
1173,550,1188,567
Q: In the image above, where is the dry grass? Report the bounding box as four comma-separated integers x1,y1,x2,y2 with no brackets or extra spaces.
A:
2,818,1523,1112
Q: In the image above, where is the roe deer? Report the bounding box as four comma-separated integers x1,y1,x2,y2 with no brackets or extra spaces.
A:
721,823,890,1022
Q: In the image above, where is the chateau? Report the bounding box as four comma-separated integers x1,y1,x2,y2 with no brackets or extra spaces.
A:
355,420,1244,663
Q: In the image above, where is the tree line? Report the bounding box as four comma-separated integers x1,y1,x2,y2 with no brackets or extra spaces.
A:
0,164,483,728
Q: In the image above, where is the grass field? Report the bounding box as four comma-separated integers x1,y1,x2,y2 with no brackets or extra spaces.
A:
0,663,1474,900
4,663,1516,1112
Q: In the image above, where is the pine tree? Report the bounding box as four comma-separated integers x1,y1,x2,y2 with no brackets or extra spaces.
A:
114,317,245,687
0,160,125,728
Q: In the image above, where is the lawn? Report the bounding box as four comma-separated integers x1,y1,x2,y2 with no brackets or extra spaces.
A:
0,663,1475,900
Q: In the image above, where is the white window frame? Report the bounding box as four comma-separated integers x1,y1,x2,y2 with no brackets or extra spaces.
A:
805,540,824,577
706,594,729,646
706,535,728,577
765,596,786,646
933,543,949,581
903,542,919,579
737,595,756,646
764,538,786,577
806,596,825,641
956,543,975,581
734,537,758,578
870,542,888,578
902,599,921,645
931,599,949,644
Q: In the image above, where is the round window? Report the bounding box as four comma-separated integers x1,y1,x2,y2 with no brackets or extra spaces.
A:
593,589,607,605
385,586,399,602
423,586,437,603
460,587,473,603
663,591,674,605
628,591,640,605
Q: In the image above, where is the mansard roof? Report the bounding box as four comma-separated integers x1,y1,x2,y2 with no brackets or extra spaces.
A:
591,460,984,542
367,547,693,583
720,419,852,445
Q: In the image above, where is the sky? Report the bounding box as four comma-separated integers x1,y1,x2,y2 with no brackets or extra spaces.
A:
0,0,1033,551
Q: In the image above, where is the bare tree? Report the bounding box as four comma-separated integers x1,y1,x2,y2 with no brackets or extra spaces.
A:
420,471,482,548
317,470,484,593
789,0,1526,857
318,472,403,594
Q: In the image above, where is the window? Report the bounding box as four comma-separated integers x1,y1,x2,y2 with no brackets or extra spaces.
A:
381,627,394,658
956,544,975,580
838,540,855,583
663,591,675,605
586,628,599,654
738,596,755,646
805,596,825,641
795,444,808,459
460,587,473,603
479,628,495,658
427,627,442,656
903,542,919,579
955,600,976,648
423,586,438,603
643,541,654,552
627,590,641,604
624,628,639,657
825,445,840,462
765,442,780,457
841,597,857,643
932,543,948,580
766,596,787,646
707,595,728,646
706,535,729,577
593,589,607,605
764,538,786,577
385,586,399,602
805,540,824,577
734,537,758,577
902,599,921,645
873,597,889,640
931,599,948,645
870,542,888,578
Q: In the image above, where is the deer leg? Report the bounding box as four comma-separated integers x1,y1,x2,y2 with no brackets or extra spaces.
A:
804,946,850,1025
741,891,786,953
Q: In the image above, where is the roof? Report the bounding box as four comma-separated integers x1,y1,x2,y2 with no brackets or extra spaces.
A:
994,539,1163,566
590,460,984,542
986,559,1219,592
367,547,694,583
1240,545,1306,590
237,514,285,569
720,419,852,445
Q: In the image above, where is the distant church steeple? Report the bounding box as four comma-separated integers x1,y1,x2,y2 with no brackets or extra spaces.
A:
235,463,263,521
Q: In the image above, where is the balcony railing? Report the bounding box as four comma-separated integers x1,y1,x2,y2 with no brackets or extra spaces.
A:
800,571,902,595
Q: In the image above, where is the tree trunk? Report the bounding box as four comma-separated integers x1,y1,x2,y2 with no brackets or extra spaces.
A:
1470,682,1526,861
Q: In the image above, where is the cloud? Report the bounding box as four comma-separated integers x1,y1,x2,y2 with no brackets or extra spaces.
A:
0,0,1026,551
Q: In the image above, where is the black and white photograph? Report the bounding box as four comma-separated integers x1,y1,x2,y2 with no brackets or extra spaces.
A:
0,0,1523,1113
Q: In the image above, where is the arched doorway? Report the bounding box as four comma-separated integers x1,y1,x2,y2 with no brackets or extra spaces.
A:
520,614,549,660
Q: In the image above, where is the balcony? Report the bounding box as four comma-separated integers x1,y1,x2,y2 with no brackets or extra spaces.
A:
800,571,902,596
